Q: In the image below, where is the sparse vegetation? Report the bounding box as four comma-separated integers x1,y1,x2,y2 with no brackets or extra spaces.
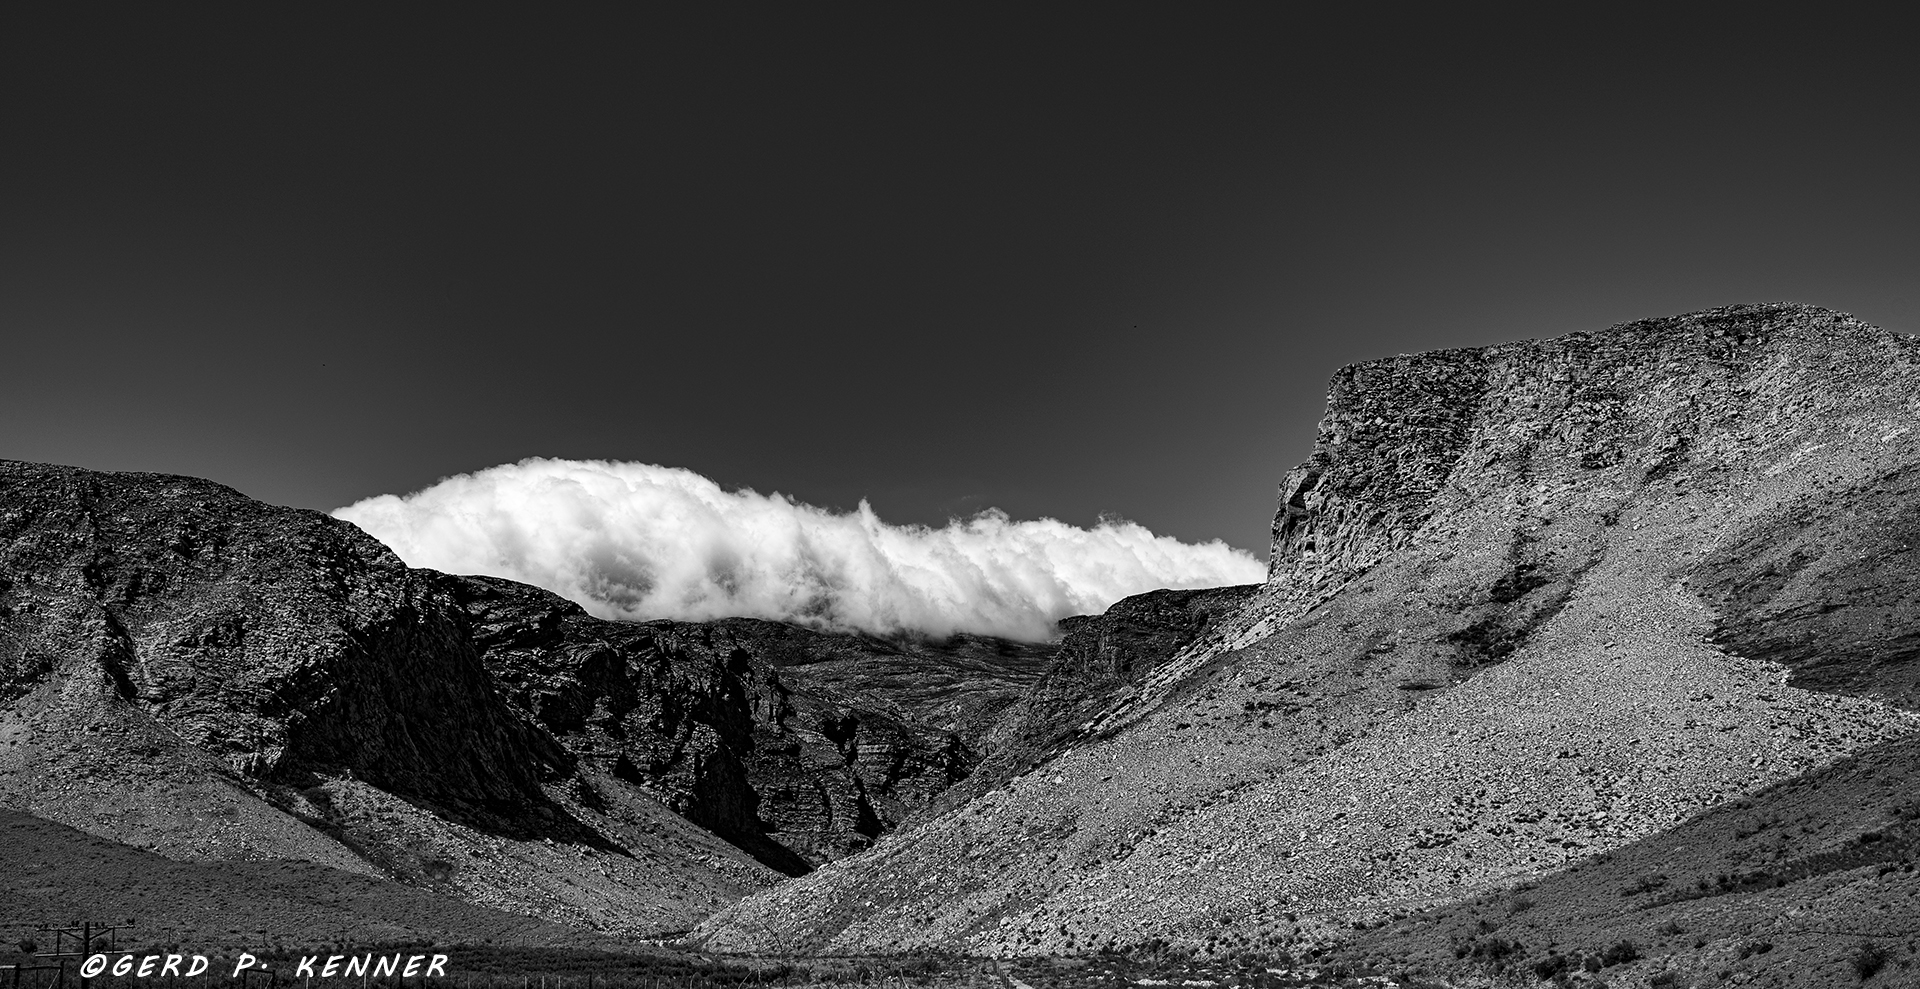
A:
1529,952,1570,980
1620,873,1669,896
1451,934,1524,973
1600,940,1640,966
1852,940,1889,979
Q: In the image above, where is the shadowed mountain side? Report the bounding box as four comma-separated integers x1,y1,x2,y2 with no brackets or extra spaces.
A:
1693,461,1920,709
0,809,626,952
709,622,1054,863
689,304,1920,964
445,575,1052,871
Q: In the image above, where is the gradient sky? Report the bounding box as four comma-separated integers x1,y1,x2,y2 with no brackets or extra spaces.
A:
4,8,1915,555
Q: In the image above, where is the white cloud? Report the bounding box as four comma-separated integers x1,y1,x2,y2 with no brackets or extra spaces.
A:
332,458,1264,641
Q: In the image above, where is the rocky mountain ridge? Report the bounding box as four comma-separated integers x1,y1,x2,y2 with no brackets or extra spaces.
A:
690,303,1920,984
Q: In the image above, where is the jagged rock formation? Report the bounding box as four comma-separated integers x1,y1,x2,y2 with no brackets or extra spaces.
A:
719,622,1051,863
691,303,1920,975
447,575,1050,872
0,460,1054,935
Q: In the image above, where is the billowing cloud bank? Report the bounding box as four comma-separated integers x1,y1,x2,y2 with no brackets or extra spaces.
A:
332,458,1264,641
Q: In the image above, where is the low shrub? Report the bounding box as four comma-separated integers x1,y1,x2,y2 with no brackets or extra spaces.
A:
1529,953,1570,979
1453,936,1524,968
1853,940,1889,979
1620,873,1669,896
1600,940,1640,966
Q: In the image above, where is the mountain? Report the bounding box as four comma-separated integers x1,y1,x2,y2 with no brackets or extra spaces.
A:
0,460,1063,936
688,303,1920,984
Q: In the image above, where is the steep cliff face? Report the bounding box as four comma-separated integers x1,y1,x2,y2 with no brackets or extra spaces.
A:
1270,348,1488,588
718,622,1052,863
445,576,798,870
692,304,1920,963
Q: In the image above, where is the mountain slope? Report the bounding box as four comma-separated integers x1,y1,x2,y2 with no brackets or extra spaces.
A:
1337,733,1920,986
0,809,620,951
690,303,1920,962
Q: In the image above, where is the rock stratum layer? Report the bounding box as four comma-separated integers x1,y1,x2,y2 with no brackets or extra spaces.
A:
691,304,1920,983
0,461,1087,936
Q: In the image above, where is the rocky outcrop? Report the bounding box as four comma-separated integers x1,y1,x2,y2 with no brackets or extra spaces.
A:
444,576,797,869
691,303,1920,969
721,623,1052,863
1270,348,1488,588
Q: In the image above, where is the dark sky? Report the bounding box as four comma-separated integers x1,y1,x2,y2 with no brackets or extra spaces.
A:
3,8,1915,555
